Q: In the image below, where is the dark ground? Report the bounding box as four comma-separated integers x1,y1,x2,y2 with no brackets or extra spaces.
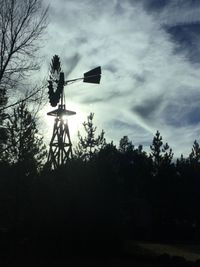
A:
1,239,200,266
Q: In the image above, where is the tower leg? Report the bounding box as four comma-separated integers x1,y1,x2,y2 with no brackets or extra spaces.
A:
47,117,72,169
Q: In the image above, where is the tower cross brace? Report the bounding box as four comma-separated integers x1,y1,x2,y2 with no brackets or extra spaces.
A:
47,105,74,169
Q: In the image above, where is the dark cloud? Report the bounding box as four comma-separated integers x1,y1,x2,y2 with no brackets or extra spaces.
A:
105,119,152,148
187,108,200,124
80,90,125,104
132,71,151,88
163,103,184,127
132,95,164,120
74,37,88,45
111,119,136,130
165,23,200,63
104,64,118,73
105,118,149,135
144,0,168,11
64,53,80,77
164,102,200,127
133,0,200,13
114,2,126,15
133,0,169,12
133,74,146,84
173,0,200,7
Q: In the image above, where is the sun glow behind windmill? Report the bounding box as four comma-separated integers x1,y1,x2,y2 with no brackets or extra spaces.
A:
47,55,101,169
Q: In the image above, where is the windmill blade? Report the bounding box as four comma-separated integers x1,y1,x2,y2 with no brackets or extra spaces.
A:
50,55,61,82
51,55,61,73
83,66,101,84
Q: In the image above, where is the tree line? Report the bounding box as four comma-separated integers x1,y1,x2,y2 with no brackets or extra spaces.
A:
0,106,200,246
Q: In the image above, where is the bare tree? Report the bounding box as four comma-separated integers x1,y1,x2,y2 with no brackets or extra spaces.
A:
0,83,47,113
0,0,48,104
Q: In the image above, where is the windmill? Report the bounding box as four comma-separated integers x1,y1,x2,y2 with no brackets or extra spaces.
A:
47,55,101,169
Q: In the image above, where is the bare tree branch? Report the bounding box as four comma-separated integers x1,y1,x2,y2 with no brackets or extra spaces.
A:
0,83,47,112
0,0,48,99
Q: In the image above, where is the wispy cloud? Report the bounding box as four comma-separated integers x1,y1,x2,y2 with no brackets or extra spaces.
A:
41,0,200,156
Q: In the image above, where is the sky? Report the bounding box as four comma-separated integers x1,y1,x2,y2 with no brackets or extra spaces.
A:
38,0,200,157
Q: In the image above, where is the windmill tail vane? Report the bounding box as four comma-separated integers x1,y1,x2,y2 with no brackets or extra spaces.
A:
64,66,101,85
83,66,101,84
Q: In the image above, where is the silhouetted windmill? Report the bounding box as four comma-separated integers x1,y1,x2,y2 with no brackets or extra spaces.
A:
47,55,101,169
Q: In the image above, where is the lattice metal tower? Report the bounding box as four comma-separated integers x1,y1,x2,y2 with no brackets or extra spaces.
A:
46,55,101,169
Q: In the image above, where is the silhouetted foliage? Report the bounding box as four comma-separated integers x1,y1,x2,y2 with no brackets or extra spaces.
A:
150,130,173,175
119,135,134,153
1,111,200,260
1,101,47,175
74,112,106,161
189,140,200,164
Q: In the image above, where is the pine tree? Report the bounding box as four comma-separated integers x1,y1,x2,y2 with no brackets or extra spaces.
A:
150,130,163,169
74,113,106,161
150,130,173,174
119,136,134,154
1,101,47,175
162,142,174,165
118,136,134,174
189,140,200,164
